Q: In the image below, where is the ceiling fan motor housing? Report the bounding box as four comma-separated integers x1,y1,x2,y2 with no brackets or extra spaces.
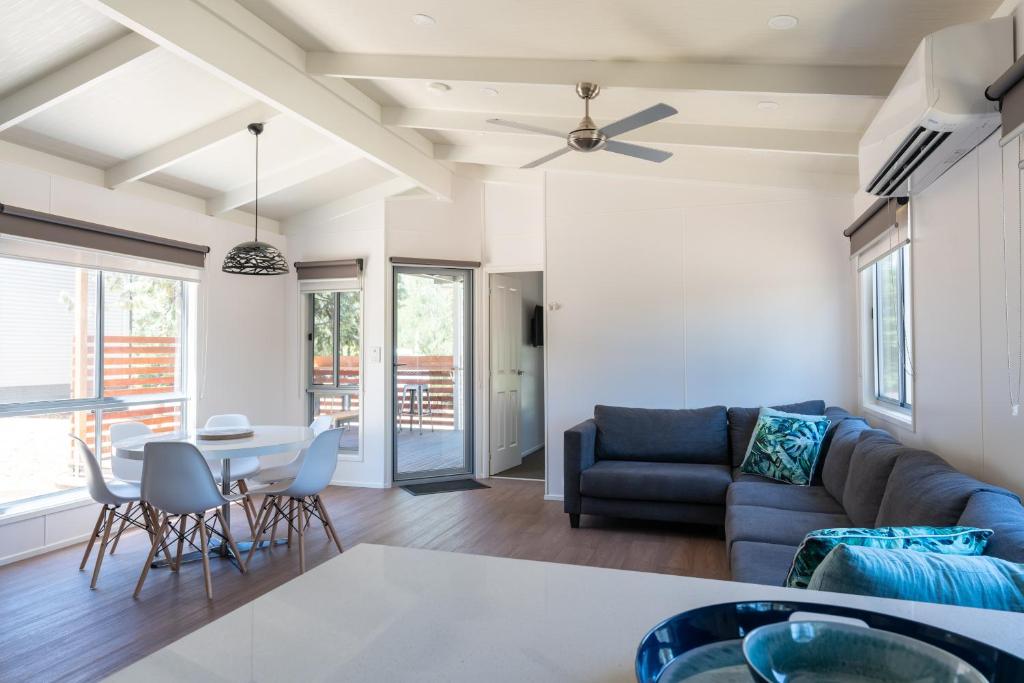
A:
568,115,607,152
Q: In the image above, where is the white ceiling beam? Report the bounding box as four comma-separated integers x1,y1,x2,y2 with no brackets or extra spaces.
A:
308,53,900,99
283,177,417,229
206,151,361,215
83,0,453,200
434,145,858,193
0,33,157,133
106,102,280,188
384,107,858,157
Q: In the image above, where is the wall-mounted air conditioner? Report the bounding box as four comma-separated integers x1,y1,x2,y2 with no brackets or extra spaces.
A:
859,17,1012,197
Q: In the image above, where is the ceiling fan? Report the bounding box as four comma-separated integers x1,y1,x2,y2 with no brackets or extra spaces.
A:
487,82,678,169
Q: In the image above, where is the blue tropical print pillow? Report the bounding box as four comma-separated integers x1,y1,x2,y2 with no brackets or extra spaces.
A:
785,526,993,589
739,407,830,486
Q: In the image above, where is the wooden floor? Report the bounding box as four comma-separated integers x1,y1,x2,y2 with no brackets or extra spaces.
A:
0,479,728,683
493,447,545,480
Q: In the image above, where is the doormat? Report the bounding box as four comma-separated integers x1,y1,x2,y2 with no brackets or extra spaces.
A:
401,479,491,496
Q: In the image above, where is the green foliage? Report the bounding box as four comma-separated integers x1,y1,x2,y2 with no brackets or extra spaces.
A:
103,273,181,338
312,291,361,359
395,274,457,355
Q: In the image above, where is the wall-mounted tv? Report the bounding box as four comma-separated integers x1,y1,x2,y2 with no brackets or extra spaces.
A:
529,305,544,347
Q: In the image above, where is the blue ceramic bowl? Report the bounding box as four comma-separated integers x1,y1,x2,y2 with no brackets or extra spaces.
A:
742,620,986,683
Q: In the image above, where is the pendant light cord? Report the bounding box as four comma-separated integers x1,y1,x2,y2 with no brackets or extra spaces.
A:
254,128,259,243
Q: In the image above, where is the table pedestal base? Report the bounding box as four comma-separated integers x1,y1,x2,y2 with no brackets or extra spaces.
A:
151,538,289,570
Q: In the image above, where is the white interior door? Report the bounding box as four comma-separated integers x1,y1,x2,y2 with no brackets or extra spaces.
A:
489,274,522,474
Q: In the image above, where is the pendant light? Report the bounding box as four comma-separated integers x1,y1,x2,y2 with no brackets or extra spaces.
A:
221,122,289,275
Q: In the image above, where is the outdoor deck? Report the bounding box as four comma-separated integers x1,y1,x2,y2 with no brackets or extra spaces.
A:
396,429,465,474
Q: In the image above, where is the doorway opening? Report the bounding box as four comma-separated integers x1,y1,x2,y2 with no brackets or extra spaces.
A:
392,266,474,483
489,271,545,482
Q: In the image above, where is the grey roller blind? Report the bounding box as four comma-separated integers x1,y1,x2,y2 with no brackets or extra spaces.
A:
843,197,908,256
390,256,481,268
294,258,363,280
987,54,1024,144
0,203,209,267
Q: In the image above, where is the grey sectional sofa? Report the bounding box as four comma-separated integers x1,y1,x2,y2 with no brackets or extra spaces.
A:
564,403,1024,585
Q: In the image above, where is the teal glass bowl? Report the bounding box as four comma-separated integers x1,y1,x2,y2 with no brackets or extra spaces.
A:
742,620,987,683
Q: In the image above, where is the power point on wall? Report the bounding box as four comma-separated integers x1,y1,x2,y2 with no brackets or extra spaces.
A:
371,346,381,363
1013,404,1020,417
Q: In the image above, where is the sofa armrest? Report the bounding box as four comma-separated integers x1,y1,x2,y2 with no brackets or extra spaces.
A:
564,419,597,514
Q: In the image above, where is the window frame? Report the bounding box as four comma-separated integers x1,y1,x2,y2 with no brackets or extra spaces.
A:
872,245,912,410
303,285,363,459
0,259,193,512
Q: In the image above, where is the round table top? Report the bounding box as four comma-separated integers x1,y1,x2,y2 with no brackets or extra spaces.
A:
112,425,313,461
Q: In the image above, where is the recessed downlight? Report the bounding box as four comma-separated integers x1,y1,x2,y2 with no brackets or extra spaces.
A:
412,13,436,26
480,87,500,96
757,101,780,111
427,81,451,93
767,14,799,30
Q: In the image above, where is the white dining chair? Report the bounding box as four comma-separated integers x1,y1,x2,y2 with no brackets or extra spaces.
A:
135,441,247,600
106,421,153,554
249,415,332,486
203,413,260,533
246,428,344,574
72,435,163,589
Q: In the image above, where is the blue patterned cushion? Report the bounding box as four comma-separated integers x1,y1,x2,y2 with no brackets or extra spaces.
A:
739,408,830,486
785,526,992,589
808,545,1024,612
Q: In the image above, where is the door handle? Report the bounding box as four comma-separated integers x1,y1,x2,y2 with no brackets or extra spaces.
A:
516,370,525,376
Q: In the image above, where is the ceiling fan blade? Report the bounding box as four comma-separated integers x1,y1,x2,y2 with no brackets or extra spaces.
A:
522,147,571,169
487,118,565,138
599,103,678,139
604,140,672,163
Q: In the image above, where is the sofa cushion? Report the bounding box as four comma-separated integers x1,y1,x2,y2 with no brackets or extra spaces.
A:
876,449,1019,527
727,482,844,514
807,545,1024,612
959,491,1024,563
731,541,799,586
842,429,902,527
725,504,851,550
739,408,831,486
732,468,785,484
821,418,871,501
579,460,732,505
594,405,728,464
785,525,993,589
727,400,825,467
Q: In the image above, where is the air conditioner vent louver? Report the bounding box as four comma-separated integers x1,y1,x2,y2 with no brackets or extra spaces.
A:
866,127,951,196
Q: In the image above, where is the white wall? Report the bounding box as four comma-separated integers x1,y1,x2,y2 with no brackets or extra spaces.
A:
516,271,545,455
0,154,289,564
544,172,856,498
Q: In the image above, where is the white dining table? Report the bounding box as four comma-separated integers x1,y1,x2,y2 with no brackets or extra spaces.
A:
113,425,313,564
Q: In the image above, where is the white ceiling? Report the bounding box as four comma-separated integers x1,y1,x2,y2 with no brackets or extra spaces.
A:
0,0,1007,224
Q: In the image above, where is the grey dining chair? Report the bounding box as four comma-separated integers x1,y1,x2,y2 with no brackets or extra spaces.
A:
246,428,344,574
135,441,247,600
73,435,160,589
249,415,332,486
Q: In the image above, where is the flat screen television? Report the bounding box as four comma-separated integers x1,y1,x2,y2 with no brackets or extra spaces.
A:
529,305,544,347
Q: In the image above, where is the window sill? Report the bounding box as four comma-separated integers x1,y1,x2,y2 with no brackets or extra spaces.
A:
0,489,94,526
861,401,914,432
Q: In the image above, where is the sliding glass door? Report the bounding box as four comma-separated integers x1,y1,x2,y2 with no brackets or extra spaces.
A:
393,266,473,482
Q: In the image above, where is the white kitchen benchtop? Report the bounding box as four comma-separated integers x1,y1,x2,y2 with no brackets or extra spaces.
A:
106,543,1024,682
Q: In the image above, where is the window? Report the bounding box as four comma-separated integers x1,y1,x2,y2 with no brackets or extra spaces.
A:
306,289,361,455
0,256,192,511
864,244,913,411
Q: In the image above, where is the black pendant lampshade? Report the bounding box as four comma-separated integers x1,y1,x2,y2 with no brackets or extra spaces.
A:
222,122,289,276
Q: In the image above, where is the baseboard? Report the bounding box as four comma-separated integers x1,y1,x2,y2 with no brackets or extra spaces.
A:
521,443,545,457
543,494,564,502
0,532,91,567
330,479,389,489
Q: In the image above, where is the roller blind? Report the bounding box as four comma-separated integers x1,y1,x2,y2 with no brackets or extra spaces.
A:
987,54,1024,144
0,203,209,268
294,258,363,280
390,256,481,268
845,199,910,271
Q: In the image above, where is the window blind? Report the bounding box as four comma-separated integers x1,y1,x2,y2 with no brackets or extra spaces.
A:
987,54,1024,144
844,198,910,271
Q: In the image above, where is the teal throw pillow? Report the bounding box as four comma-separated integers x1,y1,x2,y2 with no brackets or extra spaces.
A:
785,526,992,589
808,544,1024,612
739,407,830,486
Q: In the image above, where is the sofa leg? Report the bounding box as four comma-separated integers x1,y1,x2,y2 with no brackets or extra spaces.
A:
569,513,580,529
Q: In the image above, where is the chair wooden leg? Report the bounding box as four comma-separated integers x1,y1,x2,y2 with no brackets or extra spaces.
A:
90,506,117,589
316,495,343,553
296,497,307,574
134,514,168,598
109,501,133,555
287,498,295,547
269,501,281,546
173,514,187,572
216,509,246,575
144,503,174,563
79,506,106,571
245,496,273,570
236,480,256,536
198,514,213,600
